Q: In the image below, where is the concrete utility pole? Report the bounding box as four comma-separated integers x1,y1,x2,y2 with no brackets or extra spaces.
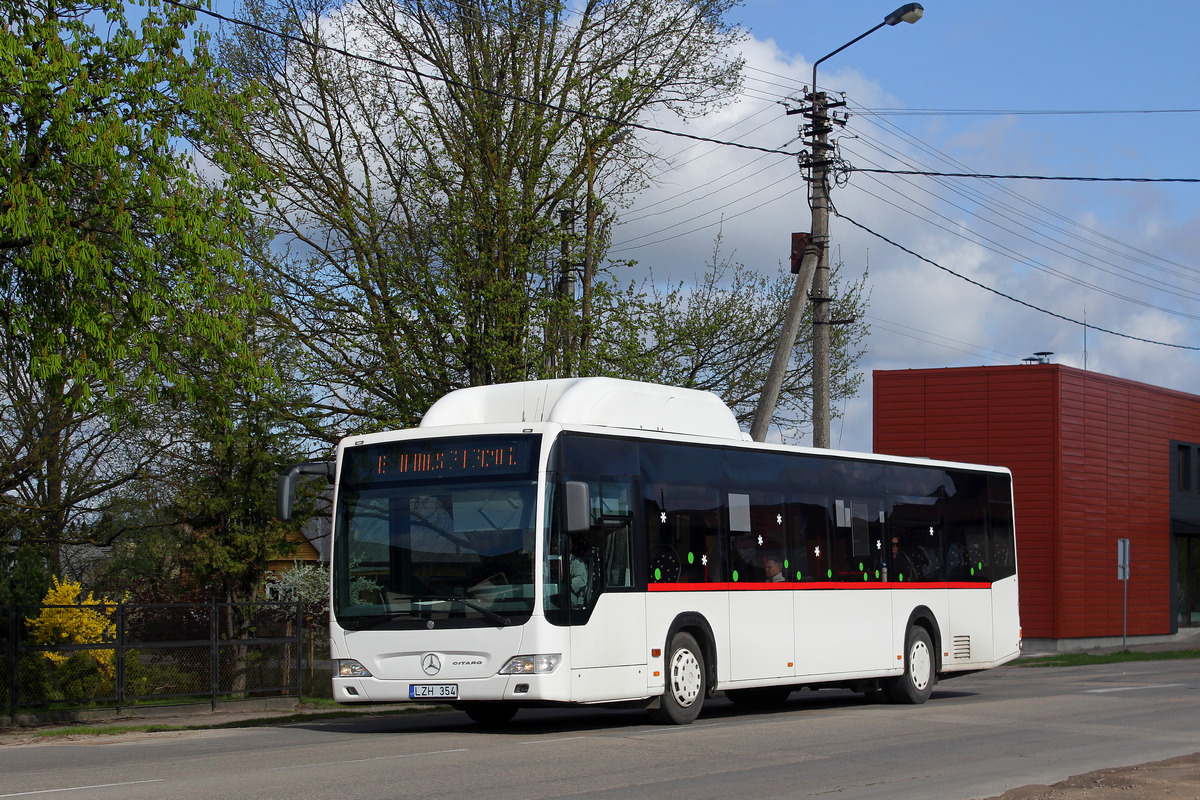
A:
808,84,839,449
750,3,923,446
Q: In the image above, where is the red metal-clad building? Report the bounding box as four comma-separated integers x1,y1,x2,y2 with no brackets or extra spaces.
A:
874,363,1200,647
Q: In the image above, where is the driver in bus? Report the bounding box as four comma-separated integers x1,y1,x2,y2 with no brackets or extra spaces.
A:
569,535,593,607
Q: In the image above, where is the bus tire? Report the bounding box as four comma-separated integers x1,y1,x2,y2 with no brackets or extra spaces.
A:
649,632,705,724
461,702,519,726
887,626,935,705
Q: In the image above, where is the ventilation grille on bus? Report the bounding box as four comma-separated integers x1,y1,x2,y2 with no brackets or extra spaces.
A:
953,635,972,660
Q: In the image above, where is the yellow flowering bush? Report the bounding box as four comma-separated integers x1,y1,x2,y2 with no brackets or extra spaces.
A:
26,578,117,682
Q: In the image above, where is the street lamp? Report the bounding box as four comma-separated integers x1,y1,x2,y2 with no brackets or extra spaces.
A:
750,3,923,446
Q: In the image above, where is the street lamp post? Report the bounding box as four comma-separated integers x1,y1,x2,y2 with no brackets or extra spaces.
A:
750,3,923,446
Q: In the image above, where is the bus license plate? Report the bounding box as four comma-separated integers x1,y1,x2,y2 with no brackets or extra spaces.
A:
409,683,458,699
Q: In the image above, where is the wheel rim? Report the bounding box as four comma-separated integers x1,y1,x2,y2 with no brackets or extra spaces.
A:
669,647,702,707
909,638,931,691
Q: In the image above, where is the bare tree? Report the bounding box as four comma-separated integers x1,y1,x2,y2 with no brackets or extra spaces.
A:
220,0,744,438
632,238,870,440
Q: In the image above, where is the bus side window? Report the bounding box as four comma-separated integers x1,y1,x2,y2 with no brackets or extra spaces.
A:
788,497,829,582
728,491,786,583
647,484,722,583
832,500,881,582
944,470,988,582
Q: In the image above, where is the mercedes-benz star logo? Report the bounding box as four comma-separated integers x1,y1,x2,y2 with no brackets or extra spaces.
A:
421,653,442,675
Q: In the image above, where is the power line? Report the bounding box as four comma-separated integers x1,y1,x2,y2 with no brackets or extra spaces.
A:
836,212,1200,352
841,139,1200,304
846,129,1200,289
849,177,1200,322
850,168,1200,183
182,0,1200,187
866,314,1021,364
165,0,800,159
610,172,802,253
846,103,1200,281
864,107,1200,117
175,0,1200,213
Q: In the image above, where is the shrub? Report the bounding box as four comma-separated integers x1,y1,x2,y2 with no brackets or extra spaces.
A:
25,578,118,689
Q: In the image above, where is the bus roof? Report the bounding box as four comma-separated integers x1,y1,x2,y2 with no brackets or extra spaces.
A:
419,378,746,441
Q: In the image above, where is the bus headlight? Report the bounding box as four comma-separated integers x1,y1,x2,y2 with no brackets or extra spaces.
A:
337,659,373,678
499,654,562,674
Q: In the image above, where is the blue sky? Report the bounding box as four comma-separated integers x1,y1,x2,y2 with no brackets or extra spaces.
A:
611,1,1200,450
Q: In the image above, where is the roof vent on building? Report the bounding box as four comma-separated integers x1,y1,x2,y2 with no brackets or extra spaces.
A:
1022,351,1054,365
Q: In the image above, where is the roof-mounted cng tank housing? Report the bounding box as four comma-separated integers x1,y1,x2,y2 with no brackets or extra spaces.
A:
419,377,746,441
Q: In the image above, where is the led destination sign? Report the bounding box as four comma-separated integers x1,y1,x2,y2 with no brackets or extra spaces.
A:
342,435,537,486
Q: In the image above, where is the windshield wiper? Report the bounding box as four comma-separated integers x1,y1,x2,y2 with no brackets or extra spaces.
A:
414,595,512,627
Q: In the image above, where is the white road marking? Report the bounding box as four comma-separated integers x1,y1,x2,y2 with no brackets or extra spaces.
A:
269,748,469,769
1085,683,1187,694
0,780,164,798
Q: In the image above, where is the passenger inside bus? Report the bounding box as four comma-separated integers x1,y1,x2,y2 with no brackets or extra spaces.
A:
889,536,920,581
764,556,785,582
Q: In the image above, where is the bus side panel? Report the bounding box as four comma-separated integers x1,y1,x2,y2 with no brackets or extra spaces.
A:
943,588,994,669
991,575,1022,664
796,589,894,677
569,593,649,702
728,591,795,682
645,591,730,690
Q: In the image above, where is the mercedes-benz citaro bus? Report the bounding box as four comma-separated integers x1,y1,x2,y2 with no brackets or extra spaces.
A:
276,378,1020,725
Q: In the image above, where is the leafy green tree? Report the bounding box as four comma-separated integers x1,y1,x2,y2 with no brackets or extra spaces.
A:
87,514,199,604
0,544,53,607
0,0,275,565
159,319,322,613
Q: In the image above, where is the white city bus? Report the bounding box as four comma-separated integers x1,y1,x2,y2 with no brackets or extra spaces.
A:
277,378,1021,725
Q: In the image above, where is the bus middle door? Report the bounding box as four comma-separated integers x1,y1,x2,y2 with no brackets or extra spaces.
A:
564,478,648,702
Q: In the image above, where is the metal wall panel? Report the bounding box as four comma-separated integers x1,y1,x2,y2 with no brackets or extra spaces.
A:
874,364,1200,641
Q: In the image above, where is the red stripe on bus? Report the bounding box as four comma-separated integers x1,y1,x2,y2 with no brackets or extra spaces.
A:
647,581,990,591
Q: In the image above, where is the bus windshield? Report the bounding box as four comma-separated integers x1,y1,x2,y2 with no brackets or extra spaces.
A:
332,435,541,629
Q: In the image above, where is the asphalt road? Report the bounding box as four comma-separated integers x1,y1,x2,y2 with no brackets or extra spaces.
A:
3,660,1199,800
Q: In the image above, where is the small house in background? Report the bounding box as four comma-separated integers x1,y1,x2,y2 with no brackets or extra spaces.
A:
874,362,1200,651
267,518,330,576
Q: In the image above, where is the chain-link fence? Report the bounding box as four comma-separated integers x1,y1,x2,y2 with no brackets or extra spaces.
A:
4,600,302,721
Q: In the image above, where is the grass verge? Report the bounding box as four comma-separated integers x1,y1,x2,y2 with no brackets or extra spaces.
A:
25,699,440,738
1017,649,1200,668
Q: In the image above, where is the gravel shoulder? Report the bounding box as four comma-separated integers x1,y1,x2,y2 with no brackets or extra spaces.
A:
975,752,1200,800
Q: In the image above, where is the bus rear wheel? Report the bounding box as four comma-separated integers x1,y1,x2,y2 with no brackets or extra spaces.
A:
649,632,705,724
887,626,934,704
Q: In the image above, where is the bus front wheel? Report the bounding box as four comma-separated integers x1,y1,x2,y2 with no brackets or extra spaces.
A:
649,632,705,724
887,626,934,704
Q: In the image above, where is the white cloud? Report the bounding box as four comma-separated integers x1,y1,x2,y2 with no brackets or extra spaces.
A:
610,31,1200,454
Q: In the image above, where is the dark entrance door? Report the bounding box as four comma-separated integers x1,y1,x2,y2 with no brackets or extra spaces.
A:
1177,535,1200,629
